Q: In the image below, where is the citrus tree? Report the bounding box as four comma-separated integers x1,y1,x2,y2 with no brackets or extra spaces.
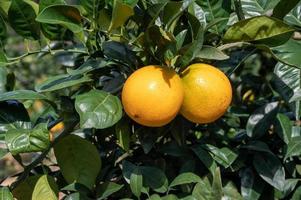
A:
1,0,301,199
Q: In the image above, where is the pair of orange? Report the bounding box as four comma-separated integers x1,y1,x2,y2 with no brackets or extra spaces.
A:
121,63,232,127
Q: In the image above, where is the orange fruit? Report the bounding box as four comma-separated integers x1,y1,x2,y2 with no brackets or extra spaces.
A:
122,65,184,127
180,63,232,124
49,122,64,141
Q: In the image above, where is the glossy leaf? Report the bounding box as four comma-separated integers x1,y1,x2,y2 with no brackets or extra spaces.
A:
54,135,101,189
109,0,135,31
246,102,279,138
273,62,301,119
223,181,243,200
212,168,223,200
203,144,238,168
130,168,143,198
13,175,41,200
75,90,122,129
195,0,231,32
35,74,92,92
80,0,104,19
97,182,124,200
192,179,212,200
0,187,13,200
240,168,264,200
284,136,301,159
228,0,280,24
169,172,201,188
0,101,31,134
5,123,50,155
0,90,48,101
253,153,285,191
275,113,292,144
8,0,40,39
36,5,83,34
273,0,300,19
191,145,217,174
32,175,58,200
284,2,301,28
224,16,294,46
292,186,301,200
39,0,67,40
115,119,131,151
268,39,301,68
65,193,92,200
196,45,229,60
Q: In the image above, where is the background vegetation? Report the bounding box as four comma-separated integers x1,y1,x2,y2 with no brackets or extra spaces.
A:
1,0,301,199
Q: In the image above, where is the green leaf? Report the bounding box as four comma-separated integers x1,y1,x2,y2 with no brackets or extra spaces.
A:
0,0,11,15
0,101,31,135
241,141,274,155
0,90,48,101
223,181,243,200
12,175,41,200
0,187,13,200
192,179,212,200
196,45,229,60
5,123,50,155
102,41,138,67
109,0,135,31
35,74,92,92
0,52,8,66
0,14,6,42
36,5,83,34
268,39,301,68
253,153,285,191
75,89,122,129
169,172,201,188
123,161,168,193
292,186,301,200
115,119,131,151
39,0,67,40
240,168,264,200
224,16,294,46
203,144,238,168
228,0,280,24
191,145,217,174
0,67,8,93
275,113,292,144
273,62,301,119
97,182,124,200
272,0,300,19
65,193,93,200
0,148,8,160
246,102,279,138
195,0,231,32
80,0,104,19
284,2,301,28
130,168,143,198
284,136,301,159
212,168,223,200
54,135,101,189
32,175,58,200
8,0,40,40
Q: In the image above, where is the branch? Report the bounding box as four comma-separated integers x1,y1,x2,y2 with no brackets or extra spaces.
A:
10,121,78,190
234,0,245,21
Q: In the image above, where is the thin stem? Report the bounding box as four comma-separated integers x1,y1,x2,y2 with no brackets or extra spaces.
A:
10,121,78,190
234,0,245,21
7,49,89,62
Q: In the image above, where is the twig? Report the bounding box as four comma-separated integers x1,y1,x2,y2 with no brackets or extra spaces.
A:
234,0,245,21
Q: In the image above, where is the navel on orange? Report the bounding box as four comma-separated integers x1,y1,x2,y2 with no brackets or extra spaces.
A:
180,63,232,124
122,65,184,127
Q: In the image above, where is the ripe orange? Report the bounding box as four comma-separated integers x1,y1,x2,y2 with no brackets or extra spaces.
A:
180,63,232,124
122,65,184,127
